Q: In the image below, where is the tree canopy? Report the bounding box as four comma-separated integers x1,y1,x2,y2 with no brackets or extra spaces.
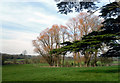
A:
33,1,120,67
50,1,120,57
56,0,99,14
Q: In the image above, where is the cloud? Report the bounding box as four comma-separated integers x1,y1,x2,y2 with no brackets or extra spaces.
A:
2,28,38,40
0,1,68,54
0,2,48,31
2,39,35,55
28,11,67,26
1,29,38,54
1,0,110,55
0,1,69,31
1,0,56,2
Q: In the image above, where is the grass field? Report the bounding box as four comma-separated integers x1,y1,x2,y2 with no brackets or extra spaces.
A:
0,66,2,82
2,64,119,81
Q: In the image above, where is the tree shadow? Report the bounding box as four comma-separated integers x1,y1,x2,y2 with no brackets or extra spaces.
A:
78,69,119,73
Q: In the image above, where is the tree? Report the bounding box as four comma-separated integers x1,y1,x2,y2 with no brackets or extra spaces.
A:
33,24,66,66
50,11,103,67
34,1,120,67
22,50,28,64
2,53,7,65
99,2,120,57
56,0,99,14
65,12,102,66
50,1,120,67
22,50,27,55
33,28,54,66
59,25,69,66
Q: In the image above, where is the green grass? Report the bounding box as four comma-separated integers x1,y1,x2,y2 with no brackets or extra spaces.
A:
2,64,119,81
0,66,2,82
113,61,119,64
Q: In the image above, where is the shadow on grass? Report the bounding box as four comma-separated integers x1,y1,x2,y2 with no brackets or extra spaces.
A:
78,69,118,73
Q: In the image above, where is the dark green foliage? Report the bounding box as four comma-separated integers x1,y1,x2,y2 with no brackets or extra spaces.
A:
1,53,36,65
98,57,113,65
60,41,72,46
101,45,120,57
101,16,120,34
50,1,120,58
99,2,120,57
49,1,120,67
57,2,98,14
2,55,7,65
78,2,120,57
100,2,120,19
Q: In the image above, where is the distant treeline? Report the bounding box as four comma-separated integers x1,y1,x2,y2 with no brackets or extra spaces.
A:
1,53,32,59
1,53,35,65
1,53,74,65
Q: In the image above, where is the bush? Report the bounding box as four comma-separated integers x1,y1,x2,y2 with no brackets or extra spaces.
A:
99,57,113,66
81,62,84,66
65,62,71,67
96,61,102,66
4,61,13,64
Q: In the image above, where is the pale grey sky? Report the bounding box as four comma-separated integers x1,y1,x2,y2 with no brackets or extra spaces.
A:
0,0,114,55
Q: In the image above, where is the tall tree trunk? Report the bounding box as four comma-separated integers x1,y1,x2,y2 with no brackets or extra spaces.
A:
50,55,54,66
62,55,65,67
57,60,59,67
87,54,92,67
87,57,91,67
73,53,77,66
57,55,60,67
84,52,88,67
94,50,98,67
78,52,81,67
13,56,17,64
84,52,91,67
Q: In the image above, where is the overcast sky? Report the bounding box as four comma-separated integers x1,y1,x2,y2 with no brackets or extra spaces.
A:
0,0,114,55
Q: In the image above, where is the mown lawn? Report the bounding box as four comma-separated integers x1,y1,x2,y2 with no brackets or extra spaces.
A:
0,66,2,82
2,64,119,81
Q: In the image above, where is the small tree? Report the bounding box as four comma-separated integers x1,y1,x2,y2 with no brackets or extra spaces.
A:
22,50,28,64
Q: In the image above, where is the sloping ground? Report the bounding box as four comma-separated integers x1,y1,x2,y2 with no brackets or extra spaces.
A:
2,64,119,81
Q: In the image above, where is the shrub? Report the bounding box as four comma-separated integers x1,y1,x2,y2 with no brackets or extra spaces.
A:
96,61,102,66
